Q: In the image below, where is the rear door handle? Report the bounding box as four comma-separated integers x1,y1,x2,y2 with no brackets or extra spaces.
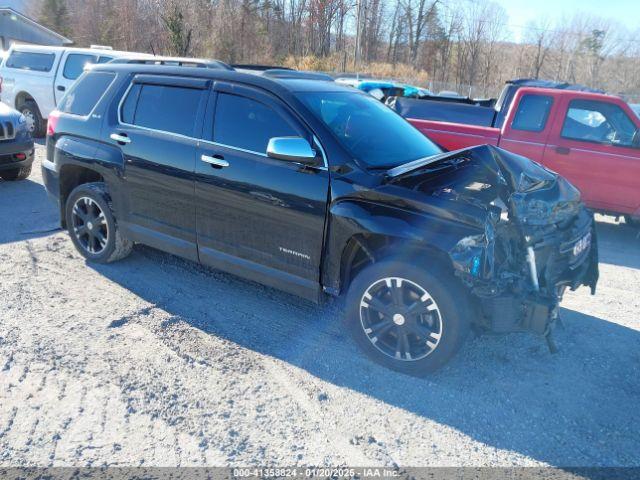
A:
56,85,66,92
201,154,229,168
110,133,131,145
555,146,571,155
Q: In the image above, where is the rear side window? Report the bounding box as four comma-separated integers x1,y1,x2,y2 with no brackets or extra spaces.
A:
58,71,116,116
127,84,203,137
120,84,142,124
213,93,297,153
6,51,55,72
63,54,97,80
512,95,553,132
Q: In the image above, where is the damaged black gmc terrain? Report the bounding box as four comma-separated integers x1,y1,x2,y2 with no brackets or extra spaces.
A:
42,64,599,375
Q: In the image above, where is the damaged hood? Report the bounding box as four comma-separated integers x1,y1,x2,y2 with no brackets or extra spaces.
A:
385,144,582,226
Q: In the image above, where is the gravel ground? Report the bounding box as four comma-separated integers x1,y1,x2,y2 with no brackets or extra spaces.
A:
0,142,639,467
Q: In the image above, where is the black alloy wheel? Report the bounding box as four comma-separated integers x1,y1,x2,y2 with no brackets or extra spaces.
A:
359,276,443,361
71,196,109,255
344,259,471,376
65,182,133,263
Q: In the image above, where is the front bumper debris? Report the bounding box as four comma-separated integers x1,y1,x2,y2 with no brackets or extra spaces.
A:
387,144,599,340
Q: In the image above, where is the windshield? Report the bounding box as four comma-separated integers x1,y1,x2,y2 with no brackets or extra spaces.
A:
297,91,442,168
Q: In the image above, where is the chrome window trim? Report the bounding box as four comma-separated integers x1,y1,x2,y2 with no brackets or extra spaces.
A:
117,80,329,170
313,135,329,170
199,139,268,158
200,138,328,171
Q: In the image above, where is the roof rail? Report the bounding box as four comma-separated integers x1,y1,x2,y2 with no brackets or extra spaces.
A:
90,44,113,50
108,56,233,71
232,64,293,72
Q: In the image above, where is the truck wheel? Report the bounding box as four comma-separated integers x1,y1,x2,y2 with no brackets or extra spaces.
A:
344,259,471,376
65,182,133,263
18,100,45,138
0,165,32,181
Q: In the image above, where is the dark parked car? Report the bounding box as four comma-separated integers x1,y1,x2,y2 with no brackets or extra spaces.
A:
0,101,34,181
42,64,598,375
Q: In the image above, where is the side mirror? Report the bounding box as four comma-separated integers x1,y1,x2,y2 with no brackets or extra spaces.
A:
266,137,317,165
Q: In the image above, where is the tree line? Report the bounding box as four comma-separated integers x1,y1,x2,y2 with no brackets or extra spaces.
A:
36,0,640,100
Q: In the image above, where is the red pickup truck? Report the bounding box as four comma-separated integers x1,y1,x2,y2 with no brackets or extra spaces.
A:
392,80,640,226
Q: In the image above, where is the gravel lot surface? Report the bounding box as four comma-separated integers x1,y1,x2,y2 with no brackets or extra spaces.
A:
1,142,639,467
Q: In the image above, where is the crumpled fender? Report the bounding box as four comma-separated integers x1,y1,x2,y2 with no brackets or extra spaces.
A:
321,198,482,293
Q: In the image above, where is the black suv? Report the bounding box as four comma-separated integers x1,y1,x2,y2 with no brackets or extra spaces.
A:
0,102,34,180
42,64,598,375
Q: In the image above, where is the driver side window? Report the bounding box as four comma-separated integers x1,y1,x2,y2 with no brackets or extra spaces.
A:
213,92,298,154
561,99,638,148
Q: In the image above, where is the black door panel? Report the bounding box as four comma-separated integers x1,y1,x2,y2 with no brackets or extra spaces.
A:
106,79,208,260
195,84,330,294
196,142,329,280
117,127,198,252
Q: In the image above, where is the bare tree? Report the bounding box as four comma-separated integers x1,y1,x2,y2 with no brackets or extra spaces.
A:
525,18,553,79
160,1,193,56
402,0,438,65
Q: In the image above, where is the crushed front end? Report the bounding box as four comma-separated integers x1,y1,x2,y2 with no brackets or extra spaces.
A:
388,145,599,345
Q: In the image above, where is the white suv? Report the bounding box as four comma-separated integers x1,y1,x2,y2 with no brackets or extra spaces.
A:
0,45,150,136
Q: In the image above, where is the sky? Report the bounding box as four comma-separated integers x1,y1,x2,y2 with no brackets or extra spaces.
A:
491,0,640,41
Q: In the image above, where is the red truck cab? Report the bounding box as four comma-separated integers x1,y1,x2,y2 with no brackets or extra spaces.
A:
407,87,640,223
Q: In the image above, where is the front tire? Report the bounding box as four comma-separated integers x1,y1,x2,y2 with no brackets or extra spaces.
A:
65,182,133,263
344,259,472,376
0,165,32,181
18,100,45,138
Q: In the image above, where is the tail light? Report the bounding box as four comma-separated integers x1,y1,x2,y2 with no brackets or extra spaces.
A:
47,110,60,137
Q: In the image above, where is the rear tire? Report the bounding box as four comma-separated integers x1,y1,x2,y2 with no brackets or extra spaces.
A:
344,259,472,376
0,165,32,181
18,100,45,138
65,182,133,263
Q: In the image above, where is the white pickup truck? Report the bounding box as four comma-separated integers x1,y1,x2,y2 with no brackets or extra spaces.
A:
0,45,148,136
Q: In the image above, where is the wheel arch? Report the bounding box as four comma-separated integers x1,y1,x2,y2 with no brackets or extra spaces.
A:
54,136,127,227
14,91,36,109
322,199,480,296
58,164,105,227
337,233,453,296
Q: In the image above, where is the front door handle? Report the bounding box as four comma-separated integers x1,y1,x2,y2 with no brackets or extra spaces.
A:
201,154,229,168
56,85,66,92
555,146,571,155
110,133,131,145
